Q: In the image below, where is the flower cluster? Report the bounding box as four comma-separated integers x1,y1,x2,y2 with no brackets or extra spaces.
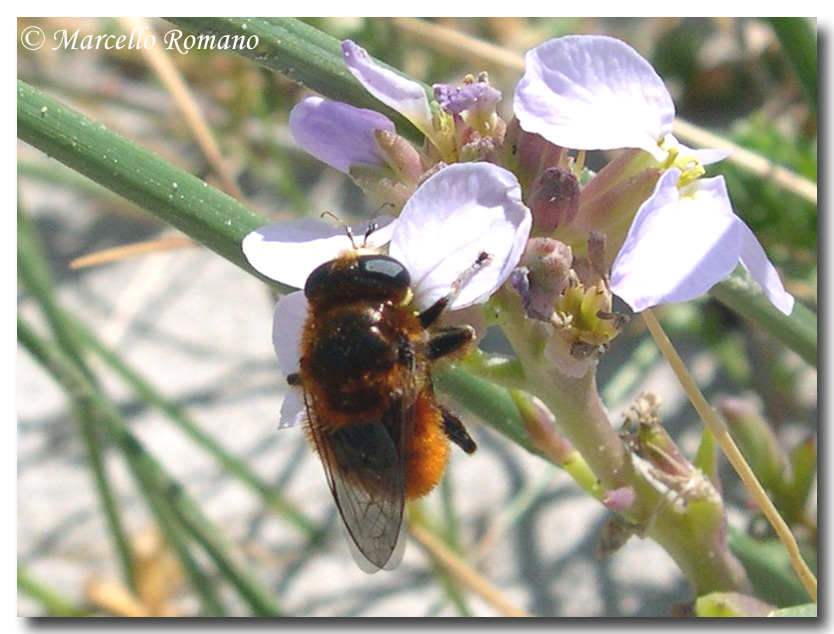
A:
245,34,795,393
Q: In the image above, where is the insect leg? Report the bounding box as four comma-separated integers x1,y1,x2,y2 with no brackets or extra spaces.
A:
440,406,477,454
418,251,492,328
427,326,474,361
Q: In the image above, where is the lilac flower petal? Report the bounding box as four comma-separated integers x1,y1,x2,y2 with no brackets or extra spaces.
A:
389,163,531,310
665,135,733,167
272,290,308,429
279,389,306,429
737,223,795,315
689,147,733,166
289,95,395,173
242,215,397,289
272,290,307,376
342,40,433,136
611,171,742,310
433,81,502,114
514,35,675,160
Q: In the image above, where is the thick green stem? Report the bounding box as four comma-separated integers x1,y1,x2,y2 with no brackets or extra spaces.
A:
491,289,630,489
17,79,276,286
490,288,749,595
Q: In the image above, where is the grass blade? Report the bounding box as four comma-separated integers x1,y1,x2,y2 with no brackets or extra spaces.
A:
709,271,817,367
17,79,276,287
165,17,421,141
18,317,284,616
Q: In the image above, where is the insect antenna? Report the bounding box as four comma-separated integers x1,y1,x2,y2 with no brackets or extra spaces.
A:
359,202,398,247
319,210,361,249
320,210,394,250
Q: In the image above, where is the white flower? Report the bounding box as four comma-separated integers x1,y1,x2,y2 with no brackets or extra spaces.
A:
514,34,793,315
242,163,532,427
610,169,794,315
514,35,676,161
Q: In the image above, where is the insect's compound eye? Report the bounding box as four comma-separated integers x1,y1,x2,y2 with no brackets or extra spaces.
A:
358,255,410,290
304,255,411,303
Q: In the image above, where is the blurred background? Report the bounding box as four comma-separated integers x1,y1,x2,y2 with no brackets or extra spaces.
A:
17,17,817,617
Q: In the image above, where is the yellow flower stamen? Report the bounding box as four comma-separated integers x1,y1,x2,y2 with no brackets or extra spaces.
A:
657,136,706,188
552,281,620,350
428,106,459,163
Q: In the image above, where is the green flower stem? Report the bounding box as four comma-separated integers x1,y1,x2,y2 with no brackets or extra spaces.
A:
18,317,284,617
165,17,421,142
490,288,749,595
709,272,817,368
766,18,817,111
71,311,320,540
491,289,630,489
18,206,136,593
642,308,817,602
17,565,89,617
140,485,228,616
17,79,281,289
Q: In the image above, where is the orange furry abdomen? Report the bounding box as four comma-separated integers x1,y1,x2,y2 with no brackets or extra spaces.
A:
404,392,450,499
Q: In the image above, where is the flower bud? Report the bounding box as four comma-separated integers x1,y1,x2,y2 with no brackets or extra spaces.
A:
510,392,575,465
718,397,789,492
513,237,572,321
501,117,567,191
527,167,580,233
374,128,426,186
602,486,636,513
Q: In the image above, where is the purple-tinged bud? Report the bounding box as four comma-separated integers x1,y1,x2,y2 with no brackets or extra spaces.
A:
527,167,580,233
502,117,567,191
512,237,572,321
603,486,636,512
510,392,575,465
374,128,425,185
289,95,396,174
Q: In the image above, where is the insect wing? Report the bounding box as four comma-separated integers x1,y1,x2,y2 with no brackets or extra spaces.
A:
305,398,412,572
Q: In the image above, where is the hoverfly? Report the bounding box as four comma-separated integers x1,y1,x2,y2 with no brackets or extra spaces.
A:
287,239,486,571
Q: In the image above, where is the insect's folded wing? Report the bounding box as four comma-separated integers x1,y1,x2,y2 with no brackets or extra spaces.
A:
306,402,411,572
